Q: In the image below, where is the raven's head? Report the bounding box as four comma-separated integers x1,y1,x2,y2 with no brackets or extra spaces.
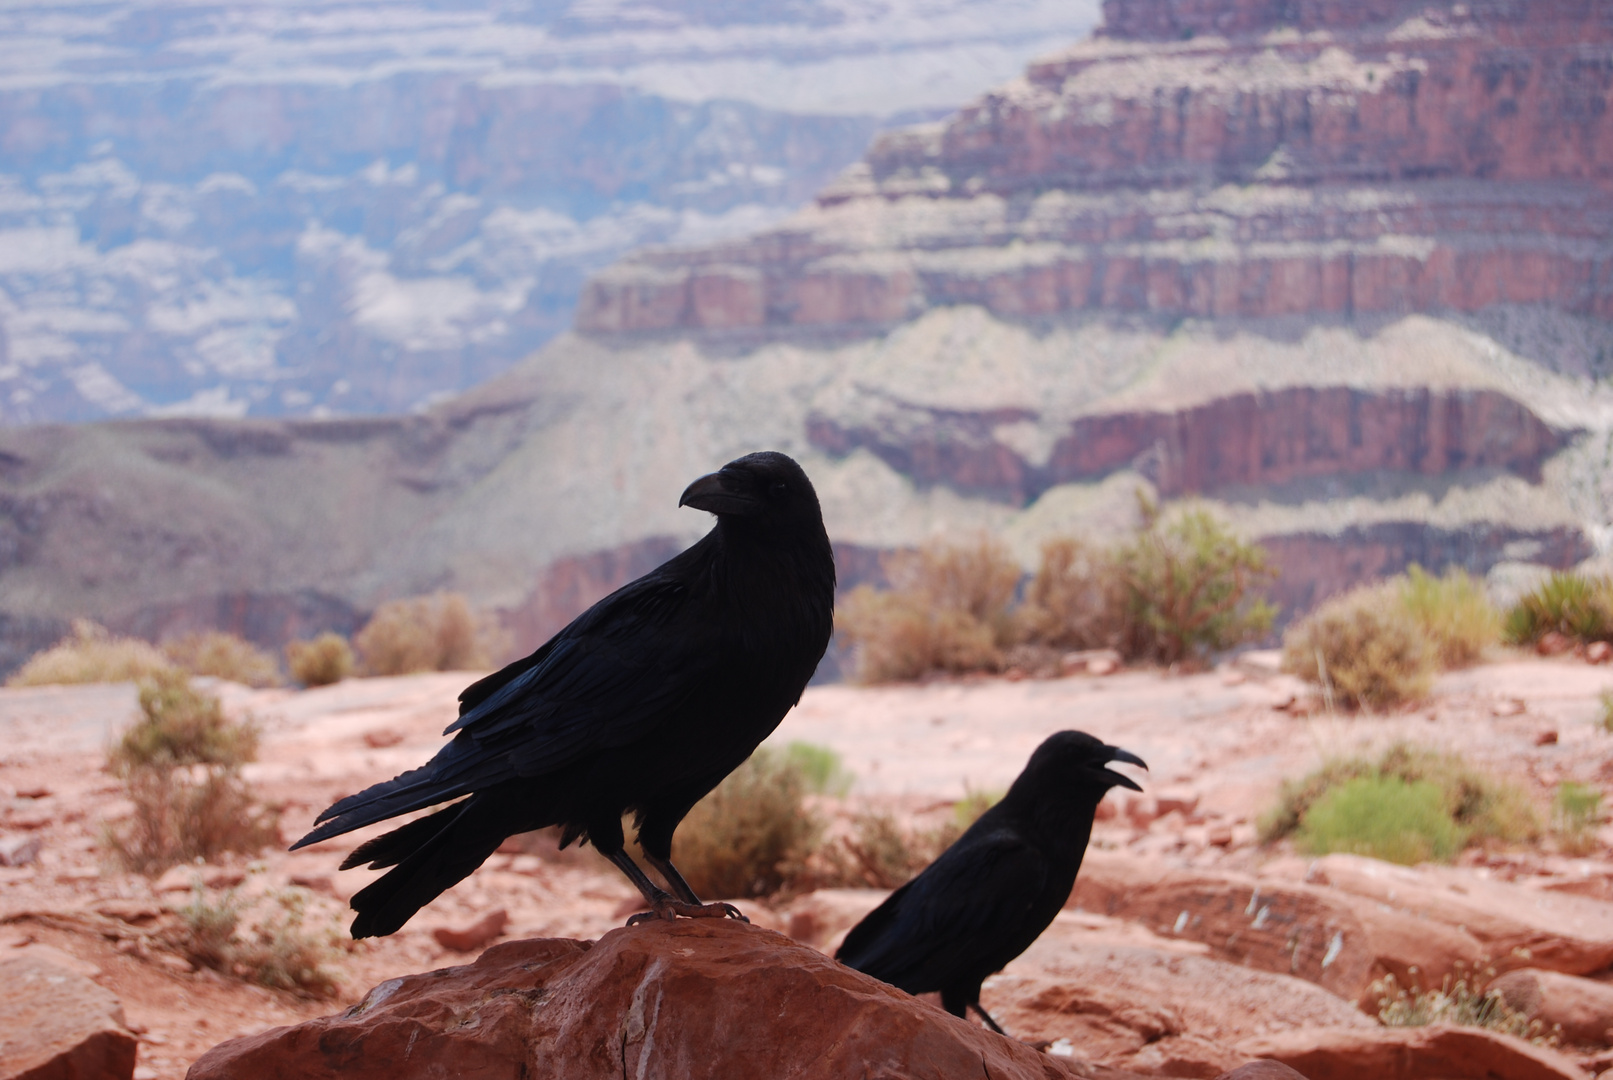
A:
1022,729,1148,796
679,451,825,533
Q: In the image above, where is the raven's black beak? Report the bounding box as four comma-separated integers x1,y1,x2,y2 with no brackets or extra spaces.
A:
1104,747,1148,792
680,469,763,517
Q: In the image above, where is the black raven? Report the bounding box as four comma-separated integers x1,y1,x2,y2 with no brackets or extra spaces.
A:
836,730,1146,1034
291,451,836,937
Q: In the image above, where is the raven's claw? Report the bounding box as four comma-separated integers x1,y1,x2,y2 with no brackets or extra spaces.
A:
625,899,749,926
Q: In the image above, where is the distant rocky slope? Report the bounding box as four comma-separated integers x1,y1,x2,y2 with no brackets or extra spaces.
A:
0,0,1095,423
2,0,1611,673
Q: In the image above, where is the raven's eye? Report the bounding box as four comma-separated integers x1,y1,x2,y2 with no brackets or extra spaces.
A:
770,482,787,496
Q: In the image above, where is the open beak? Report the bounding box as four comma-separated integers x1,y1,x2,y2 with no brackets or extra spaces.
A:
679,469,763,517
1104,747,1148,792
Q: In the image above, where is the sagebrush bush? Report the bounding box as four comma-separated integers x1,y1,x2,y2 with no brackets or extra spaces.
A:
1399,565,1501,668
355,592,493,675
163,631,282,687
1282,584,1433,710
1115,502,1277,664
1553,781,1603,856
285,633,355,687
1261,744,1539,861
837,536,1021,683
1018,537,1128,651
103,672,278,873
7,620,175,687
1505,571,1613,647
669,748,823,899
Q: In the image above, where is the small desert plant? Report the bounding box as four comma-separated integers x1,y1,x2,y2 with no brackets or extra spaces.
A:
103,672,278,873
1504,571,1613,647
1297,776,1466,864
837,536,1022,683
1600,690,1613,733
669,748,823,899
1261,744,1539,861
285,632,355,687
1398,565,1501,668
1282,584,1433,710
1113,499,1277,664
781,741,854,797
355,592,493,676
170,880,344,998
1376,970,1546,1042
162,631,282,687
1553,781,1603,855
834,791,998,889
1019,537,1129,651
7,620,175,687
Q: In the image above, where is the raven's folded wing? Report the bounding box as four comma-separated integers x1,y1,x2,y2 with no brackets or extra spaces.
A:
293,571,719,848
837,828,1046,993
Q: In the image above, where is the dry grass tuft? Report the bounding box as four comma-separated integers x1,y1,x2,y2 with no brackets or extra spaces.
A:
102,672,279,873
1398,565,1501,668
7,620,175,687
837,536,1021,683
669,748,824,900
169,880,345,998
1282,584,1433,710
163,631,282,687
1377,969,1551,1043
285,632,355,687
355,592,497,676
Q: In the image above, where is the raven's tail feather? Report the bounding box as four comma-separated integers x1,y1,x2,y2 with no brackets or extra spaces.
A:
347,787,531,939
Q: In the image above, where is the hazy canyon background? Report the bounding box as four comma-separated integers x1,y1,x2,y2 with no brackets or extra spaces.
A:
1,0,1611,677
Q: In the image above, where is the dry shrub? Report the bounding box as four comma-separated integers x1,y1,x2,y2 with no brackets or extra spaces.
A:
1398,565,1500,668
7,620,174,687
1504,571,1613,647
1018,538,1128,651
1114,501,1277,664
669,748,823,900
169,881,344,998
163,631,282,687
1282,584,1432,710
1553,781,1603,856
1377,969,1550,1043
286,633,355,687
837,536,1021,683
830,791,999,889
355,592,494,676
103,672,278,873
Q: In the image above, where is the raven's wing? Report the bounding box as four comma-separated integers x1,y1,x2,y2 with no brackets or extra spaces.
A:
293,569,718,847
837,828,1047,994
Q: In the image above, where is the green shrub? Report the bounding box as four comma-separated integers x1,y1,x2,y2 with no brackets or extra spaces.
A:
780,741,853,797
355,592,492,676
163,631,282,687
1113,500,1277,664
1282,584,1433,710
1261,744,1539,860
7,620,175,687
1553,781,1602,855
102,672,278,873
1297,776,1465,864
1504,571,1613,646
669,748,823,899
837,536,1022,683
286,633,355,687
1399,565,1501,668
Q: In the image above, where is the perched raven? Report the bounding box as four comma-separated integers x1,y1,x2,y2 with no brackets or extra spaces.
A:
836,731,1146,1034
291,451,836,937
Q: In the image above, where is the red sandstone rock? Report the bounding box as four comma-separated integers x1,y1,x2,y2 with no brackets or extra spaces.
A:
431,908,508,952
1211,1063,1309,1080
0,954,138,1080
1238,1023,1584,1080
1588,641,1613,664
186,922,1083,1080
1490,967,1613,1046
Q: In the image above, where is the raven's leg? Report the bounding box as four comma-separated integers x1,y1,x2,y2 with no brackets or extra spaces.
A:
943,986,1008,1036
969,1002,1008,1036
622,815,748,925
